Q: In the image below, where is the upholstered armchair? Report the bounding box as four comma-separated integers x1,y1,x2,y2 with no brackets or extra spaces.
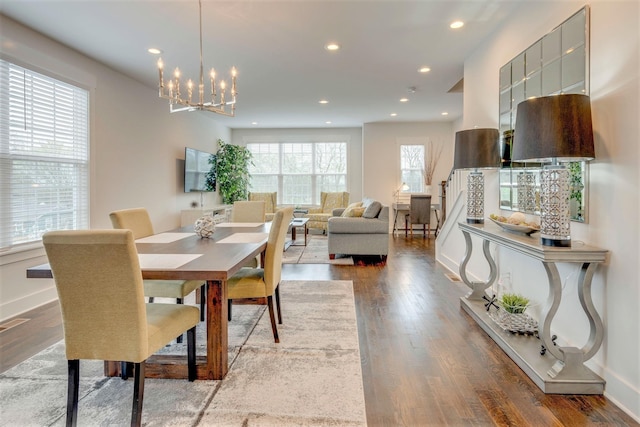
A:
248,192,277,221
305,191,349,233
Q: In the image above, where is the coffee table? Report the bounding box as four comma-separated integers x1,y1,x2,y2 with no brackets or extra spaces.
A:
289,217,309,247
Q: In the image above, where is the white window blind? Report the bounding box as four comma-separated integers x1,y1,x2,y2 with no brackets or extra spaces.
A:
0,59,89,251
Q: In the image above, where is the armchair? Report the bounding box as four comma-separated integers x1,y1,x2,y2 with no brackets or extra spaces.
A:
305,191,349,233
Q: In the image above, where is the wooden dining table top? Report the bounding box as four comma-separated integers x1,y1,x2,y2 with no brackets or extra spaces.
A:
27,222,271,281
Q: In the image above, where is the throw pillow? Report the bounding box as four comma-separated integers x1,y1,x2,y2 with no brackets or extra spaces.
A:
341,206,365,217
347,201,364,209
362,201,382,218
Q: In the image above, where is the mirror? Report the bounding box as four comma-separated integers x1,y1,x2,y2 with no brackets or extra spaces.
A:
498,6,590,222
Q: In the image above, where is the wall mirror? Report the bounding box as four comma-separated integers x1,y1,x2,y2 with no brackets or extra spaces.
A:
498,6,590,222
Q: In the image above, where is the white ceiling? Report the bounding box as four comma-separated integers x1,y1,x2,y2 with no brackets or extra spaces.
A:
1,1,522,129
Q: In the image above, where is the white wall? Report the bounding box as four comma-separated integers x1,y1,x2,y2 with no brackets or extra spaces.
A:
0,16,230,321
439,1,640,419
362,121,454,230
230,127,363,202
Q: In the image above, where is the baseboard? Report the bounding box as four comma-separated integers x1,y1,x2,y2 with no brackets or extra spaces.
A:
0,287,58,323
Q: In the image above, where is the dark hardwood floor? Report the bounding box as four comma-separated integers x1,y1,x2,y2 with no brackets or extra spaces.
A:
1,236,637,426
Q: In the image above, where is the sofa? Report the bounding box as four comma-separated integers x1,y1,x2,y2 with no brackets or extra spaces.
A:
305,191,350,233
327,200,389,261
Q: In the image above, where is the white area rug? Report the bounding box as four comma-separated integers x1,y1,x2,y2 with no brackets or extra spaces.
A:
0,281,366,426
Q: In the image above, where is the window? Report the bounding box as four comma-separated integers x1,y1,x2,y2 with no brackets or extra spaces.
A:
247,141,347,205
400,145,424,193
0,59,90,251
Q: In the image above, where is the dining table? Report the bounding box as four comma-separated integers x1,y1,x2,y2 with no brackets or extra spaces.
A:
26,221,271,381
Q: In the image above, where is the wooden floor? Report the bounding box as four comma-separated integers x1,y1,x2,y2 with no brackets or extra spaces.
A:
1,236,637,426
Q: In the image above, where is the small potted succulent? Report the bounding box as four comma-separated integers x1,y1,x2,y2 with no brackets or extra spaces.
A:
492,292,538,334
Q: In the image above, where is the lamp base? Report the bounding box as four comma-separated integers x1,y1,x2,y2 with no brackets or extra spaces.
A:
541,237,571,247
466,218,484,224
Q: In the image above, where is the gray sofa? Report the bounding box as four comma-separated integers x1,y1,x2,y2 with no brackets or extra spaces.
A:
327,205,389,261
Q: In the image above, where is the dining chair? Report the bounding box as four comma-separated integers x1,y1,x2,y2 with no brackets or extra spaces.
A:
109,208,206,335
227,206,294,343
42,229,198,427
248,192,277,221
405,194,432,238
232,200,266,223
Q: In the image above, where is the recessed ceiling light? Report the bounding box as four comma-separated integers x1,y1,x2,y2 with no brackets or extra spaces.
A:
450,21,464,29
318,99,329,104
418,66,431,73
441,112,449,116
251,121,258,125
390,113,398,117
400,98,409,103
148,48,162,55
325,43,340,51
325,121,332,124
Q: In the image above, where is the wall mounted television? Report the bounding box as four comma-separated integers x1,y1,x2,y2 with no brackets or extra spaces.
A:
184,147,216,192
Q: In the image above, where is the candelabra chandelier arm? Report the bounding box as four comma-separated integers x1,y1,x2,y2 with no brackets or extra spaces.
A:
156,0,237,116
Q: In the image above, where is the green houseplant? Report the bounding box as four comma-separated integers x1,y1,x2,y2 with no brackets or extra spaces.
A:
500,293,530,314
214,139,252,205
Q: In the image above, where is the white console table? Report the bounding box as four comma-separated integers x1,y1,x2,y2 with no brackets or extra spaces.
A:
180,205,232,227
458,222,608,394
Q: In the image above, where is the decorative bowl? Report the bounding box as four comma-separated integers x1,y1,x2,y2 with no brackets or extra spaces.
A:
488,217,539,236
194,216,216,238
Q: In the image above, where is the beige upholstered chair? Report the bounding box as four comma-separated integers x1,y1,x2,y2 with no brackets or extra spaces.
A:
405,194,432,237
227,206,294,342
305,191,349,233
109,208,206,330
42,229,199,427
232,200,266,223
248,192,277,221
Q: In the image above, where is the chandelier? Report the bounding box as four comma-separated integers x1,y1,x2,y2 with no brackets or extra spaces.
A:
156,0,237,116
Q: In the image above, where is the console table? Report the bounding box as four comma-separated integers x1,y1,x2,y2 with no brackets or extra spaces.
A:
458,222,608,394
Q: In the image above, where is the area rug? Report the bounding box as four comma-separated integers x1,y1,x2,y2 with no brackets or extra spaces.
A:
0,280,367,426
283,235,354,265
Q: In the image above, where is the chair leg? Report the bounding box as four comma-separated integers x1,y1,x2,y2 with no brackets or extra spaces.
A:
67,360,79,427
176,298,184,343
423,224,426,237
267,295,280,343
227,299,232,321
405,217,408,237
131,362,145,427
275,286,282,324
199,285,206,322
121,361,133,380
187,326,196,382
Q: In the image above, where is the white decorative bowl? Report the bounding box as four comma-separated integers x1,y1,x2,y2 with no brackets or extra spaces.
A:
194,215,216,238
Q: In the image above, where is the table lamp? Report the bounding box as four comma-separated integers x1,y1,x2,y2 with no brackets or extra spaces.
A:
453,128,501,223
512,94,594,247
394,182,410,202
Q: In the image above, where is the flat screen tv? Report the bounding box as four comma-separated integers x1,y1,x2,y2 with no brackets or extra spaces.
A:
184,147,216,192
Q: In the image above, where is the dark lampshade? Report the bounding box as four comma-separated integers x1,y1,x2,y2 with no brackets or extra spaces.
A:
512,94,595,163
453,128,501,170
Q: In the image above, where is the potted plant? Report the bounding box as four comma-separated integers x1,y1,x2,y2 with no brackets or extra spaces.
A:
493,292,537,335
500,293,529,314
422,140,443,195
214,139,253,205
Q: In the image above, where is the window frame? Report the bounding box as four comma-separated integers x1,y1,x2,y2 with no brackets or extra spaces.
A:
400,144,425,194
247,140,348,205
